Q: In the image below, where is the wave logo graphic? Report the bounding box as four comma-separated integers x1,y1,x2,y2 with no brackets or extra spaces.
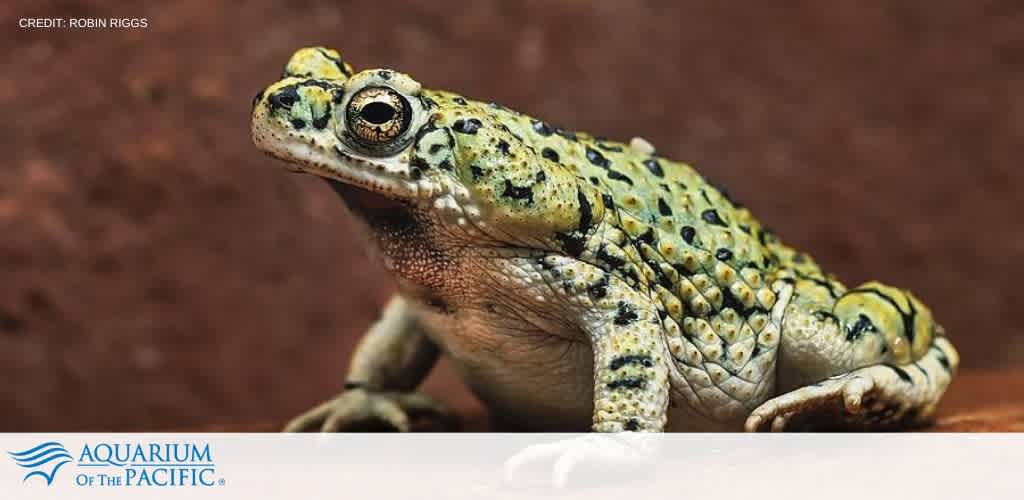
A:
8,442,72,485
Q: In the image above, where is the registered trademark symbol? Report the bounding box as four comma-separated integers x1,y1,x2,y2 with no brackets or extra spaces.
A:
218,478,226,486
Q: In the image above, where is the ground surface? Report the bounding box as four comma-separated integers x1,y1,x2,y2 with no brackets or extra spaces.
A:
0,1,1022,431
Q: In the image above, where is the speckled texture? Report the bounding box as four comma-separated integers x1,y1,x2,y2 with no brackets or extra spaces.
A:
251,47,958,431
0,0,1021,431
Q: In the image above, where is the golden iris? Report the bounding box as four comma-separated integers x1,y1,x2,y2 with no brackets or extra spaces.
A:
345,87,410,146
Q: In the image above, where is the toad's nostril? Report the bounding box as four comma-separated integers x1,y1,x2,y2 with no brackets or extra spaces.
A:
252,89,265,109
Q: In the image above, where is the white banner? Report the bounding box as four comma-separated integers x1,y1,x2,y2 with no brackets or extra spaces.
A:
1,433,1020,499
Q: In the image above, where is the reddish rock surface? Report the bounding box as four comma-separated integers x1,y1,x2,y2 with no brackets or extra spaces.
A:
0,1,1021,431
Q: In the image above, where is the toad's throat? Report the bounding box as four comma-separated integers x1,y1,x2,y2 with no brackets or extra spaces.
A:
324,179,416,229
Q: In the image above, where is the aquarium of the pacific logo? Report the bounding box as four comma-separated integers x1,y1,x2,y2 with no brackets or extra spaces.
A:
8,442,72,485
8,441,225,487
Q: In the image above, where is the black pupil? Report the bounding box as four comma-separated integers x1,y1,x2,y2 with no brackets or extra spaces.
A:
360,102,396,124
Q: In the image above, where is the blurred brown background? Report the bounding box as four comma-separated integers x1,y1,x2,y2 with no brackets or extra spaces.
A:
1,1,1022,431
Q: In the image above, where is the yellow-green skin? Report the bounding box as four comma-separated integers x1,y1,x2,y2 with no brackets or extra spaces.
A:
252,48,959,432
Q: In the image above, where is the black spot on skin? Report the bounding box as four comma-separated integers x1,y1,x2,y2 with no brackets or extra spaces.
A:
577,189,593,232
884,365,913,383
343,381,365,390
610,354,654,370
597,246,626,268
535,171,546,183
597,142,623,152
556,232,586,258
793,253,807,264
429,143,444,155
531,120,554,136
601,193,615,209
721,289,753,318
332,88,345,104
643,159,665,177
935,349,951,371
843,288,919,345
312,108,331,129
606,169,633,185
657,198,672,216
412,117,440,147
716,248,733,261
636,228,656,245
438,159,454,171
501,182,533,205
587,276,609,299
377,70,393,80
589,177,601,186
915,362,930,379
607,377,646,390
453,118,482,134
586,147,610,168
453,96,467,105
496,139,512,156
410,156,431,172
300,80,338,91
614,302,639,325
738,224,751,235
268,86,301,112
555,128,578,141
541,147,560,162
290,118,306,129
470,165,485,179
410,167,423,180
660,183,671,193
846,313,877,341
655,267,674,289
624,419,640,431
680,226,696,244
701,209,727,227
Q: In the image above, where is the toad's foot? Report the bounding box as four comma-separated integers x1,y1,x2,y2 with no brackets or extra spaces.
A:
283,388,458,432
503,434,660,490
746,338,956,431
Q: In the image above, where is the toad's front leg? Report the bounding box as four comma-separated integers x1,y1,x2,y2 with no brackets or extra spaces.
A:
529,254,671,432
503,257,669,486
584,283,671,432
284,295,455,432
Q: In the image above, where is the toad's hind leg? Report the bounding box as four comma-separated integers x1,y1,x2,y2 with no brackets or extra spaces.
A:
746,281,960,431
747,337,958,431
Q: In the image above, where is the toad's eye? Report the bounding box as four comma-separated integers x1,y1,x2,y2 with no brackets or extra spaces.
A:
345,86,411,148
